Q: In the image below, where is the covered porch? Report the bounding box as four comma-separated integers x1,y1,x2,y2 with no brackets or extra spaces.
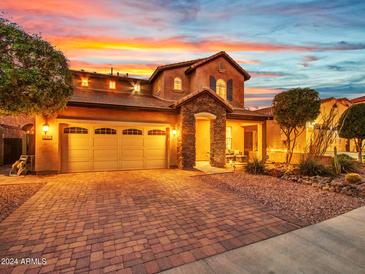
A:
225,119,267,163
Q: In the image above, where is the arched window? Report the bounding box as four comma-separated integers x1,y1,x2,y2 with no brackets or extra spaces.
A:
64,127,88,134
95,128,116,135
148,129,166,135
216,79,226,99
122,128,143,135
174,77,182,90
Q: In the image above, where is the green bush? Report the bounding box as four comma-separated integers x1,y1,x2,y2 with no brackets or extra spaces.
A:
345,173,362,184
299,158,333,176
334,154,358,173
245,159,266,174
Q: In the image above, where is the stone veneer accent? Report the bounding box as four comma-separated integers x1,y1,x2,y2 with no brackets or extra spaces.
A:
177,93,227,169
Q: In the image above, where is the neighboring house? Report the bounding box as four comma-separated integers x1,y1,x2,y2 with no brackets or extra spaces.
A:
351,95,365,104
0,116,34,165
256,97,359,163
35,51,270,173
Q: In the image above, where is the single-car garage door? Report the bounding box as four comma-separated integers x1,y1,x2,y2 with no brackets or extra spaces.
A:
61,124,167,172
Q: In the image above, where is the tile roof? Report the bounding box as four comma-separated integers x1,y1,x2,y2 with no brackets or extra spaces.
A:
149,51,251,82
185,51,251,80
351,95,365,103
68,88,174,111
173,88,234,112
149,57,205,82
229,108,272,120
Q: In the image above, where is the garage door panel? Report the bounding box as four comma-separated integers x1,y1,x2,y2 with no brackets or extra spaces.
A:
144,149,166,159
121,149,144,159
94,137,118,148
62,124,167,172
94,161,118,171
122,160,144,169
145,159,165,169
64,136,90,149
94,149,118,161
144,136,165,147
122,136,143,147
64,149,90,162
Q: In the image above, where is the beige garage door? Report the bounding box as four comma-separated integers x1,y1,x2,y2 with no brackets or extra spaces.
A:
61,125,167,172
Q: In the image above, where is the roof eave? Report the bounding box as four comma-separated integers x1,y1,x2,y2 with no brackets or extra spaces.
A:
67,101,177,112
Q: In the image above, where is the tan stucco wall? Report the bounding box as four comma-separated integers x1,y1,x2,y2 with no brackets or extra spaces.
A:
226,119,265,160
265,99,359,163
190,56,246,108
151,56,246,108
35,106,179,173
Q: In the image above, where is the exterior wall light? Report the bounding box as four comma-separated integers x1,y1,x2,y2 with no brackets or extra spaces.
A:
81,78,89,87
42,123,49,134
133,83,141,92
172,129,177,136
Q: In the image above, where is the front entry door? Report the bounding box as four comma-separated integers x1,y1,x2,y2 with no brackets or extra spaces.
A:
244,131,253,156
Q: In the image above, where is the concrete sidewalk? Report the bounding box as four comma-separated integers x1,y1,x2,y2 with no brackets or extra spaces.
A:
162,206,365,274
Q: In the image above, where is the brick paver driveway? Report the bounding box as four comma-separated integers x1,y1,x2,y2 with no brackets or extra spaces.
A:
0,170,298,273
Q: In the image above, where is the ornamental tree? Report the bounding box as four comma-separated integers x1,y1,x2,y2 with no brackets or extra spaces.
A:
273,88,321,164
0,18,72,117
338,103,365,163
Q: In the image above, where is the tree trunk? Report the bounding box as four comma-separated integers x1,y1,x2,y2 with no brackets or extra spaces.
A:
286,136,291,165
358,139,363,163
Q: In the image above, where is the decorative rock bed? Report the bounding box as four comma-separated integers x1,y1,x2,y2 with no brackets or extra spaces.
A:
281,174,365,198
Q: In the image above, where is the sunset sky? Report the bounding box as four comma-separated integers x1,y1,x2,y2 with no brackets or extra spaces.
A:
1,0,365,108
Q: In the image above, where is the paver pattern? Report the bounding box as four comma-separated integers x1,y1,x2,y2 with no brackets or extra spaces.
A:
0,170,298,273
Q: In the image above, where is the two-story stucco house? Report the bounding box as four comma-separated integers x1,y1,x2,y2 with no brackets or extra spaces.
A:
34,51,270,173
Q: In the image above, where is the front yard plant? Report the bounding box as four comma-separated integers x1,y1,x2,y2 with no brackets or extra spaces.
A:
338,103,365,163
0,18,72,116
245,158,266,174
345,173,362,184
298,157,333,176
334,154,358,174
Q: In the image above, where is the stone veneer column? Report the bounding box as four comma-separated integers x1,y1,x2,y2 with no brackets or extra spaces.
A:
177,106,196,169
176,93,228,169
210,112,226,167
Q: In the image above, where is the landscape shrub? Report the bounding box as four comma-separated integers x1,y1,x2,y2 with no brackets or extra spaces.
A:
299,158,333,176
245,158,266,175
334,154,358,173
345,173,362,184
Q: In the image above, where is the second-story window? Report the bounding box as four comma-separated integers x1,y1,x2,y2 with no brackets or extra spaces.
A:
81,78,89,87
174,77,182,90
109,80,116,89
216,79,226,99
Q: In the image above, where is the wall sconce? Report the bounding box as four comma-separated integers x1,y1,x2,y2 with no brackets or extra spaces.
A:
172,129,177,136
133,82,141,92
42,123,49,134
42,123,52,140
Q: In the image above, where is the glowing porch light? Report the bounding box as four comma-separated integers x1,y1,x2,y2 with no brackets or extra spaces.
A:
172,129,177,136
133,82,141,92
109,80,116,89
81,78,89,87
42,123,49,134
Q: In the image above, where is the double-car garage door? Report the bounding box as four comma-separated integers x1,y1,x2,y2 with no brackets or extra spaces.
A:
61,124,167,172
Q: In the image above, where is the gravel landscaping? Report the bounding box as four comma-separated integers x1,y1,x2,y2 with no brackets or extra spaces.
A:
200,172,365,227
0,183,45,222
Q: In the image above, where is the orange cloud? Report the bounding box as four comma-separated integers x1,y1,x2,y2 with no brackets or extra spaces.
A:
1,0,113,18
236,59,262,65
69,60,156,76
46,35,315,54
245,87,284,94
245,97,274,101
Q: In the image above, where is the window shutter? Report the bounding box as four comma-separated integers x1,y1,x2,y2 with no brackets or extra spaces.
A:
227,79,233,101
209,76,216,92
